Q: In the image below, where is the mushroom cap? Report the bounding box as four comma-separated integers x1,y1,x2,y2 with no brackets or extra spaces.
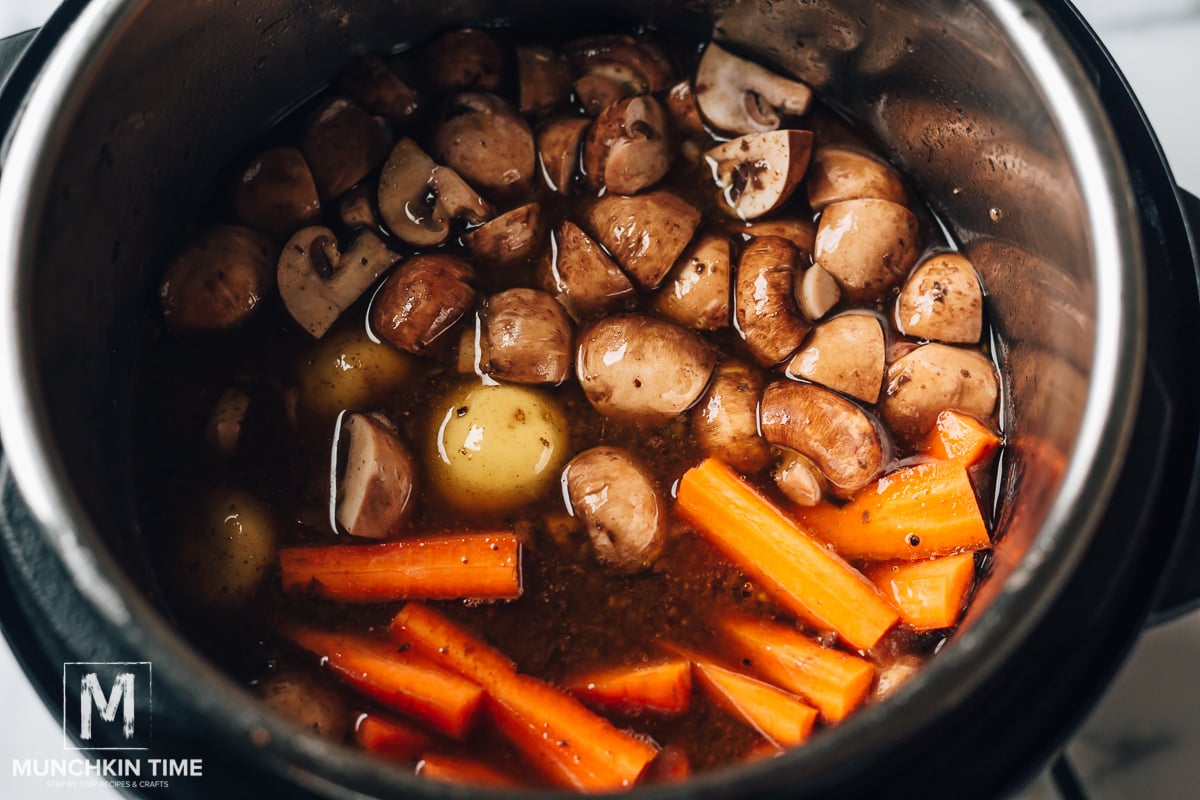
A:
650,233,733,331
773,450,825,507
232,146,321,241
433,93,536,194
517,46,573,116
565,35,675,93
463,203,545,267
300,97,391,198
734,235,811,366
537,117,591,195
814,198,921,302
694,43,813,135
786,313,886,404
706,130,813,220
378,138,492,247
564,446,668,573
337,53,419,125
336,412,417,539
881,343,999,440
583,95,671,195
691,360,772,473
539,221,635,321
425,28,504,92
895,252,984,344
733,217,817,255
665,80,708,138
481,288,574,385
160,225,276,331
583,191,701,290
370,254,477,356
807,146,907,212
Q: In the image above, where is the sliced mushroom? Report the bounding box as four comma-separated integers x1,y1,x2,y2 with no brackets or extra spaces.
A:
338,185,377,230
537,117,591,195
337,53,419,125
786,313,886,403
881,343,999,440
463,203,545,267
796,264,841,320
232,146,321,241
734,217,817,255
538,221,635,320
336,412,417,539
665,80,708,137
895,253,984,344
573,65,646,117
206,388,250,460
433,93,536,194
583,191,701,290
160,226,275,331
583,95,671,195
734,235,810,366
563,446,668,573
773,451,824,507
300,97,391,198
480,288,574,385
378,138,492,247
278,227,401,338
814,198,921,302
650,234,732,331
806,146,906,212
369,254,476,356
706,130,813,220
565,35,675,93
694,43,813,135
760,380,886,495
425,28,504,92
690,360,771,473
577,315,716,425
517,46,572,115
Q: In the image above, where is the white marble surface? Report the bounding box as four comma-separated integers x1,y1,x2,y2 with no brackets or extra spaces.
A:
1,1,1199,798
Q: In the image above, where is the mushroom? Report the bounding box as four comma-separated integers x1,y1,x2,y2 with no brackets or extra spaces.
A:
706,130,813,220
583,191,701,290
650,234,732,331
378,138,492,247
665,80,708,137
734,235,811,366
206,388,251,460
786,313,886,404
537,117,590,195
232,146,321,241
576,315,716,425
338,185,378,230
796,264,841,320
336,412,417,539
463,203,545,267
563,446,668,573
573,64,647,117
517,46,573,115
773,451,824,507
370,254,476,356
259,671,351,741
160,226,276,331
874,656,921,702
538,221,635,320
760,380,886,495
565,34,675,92
480,288,574,385
425,28,504,92
733,217,816,254
278,226,401,338
880,343,999,440
583,95,671,195
694,43,813,135
432,93,536,194
813,198,921,302
299,97,391,198
690,360,772,473
895,252,984,344
336,53,419,125
806,146,906,212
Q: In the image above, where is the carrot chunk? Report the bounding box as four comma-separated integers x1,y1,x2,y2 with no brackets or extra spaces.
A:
867,553,977,630
417,752,519,787
717,614,875,723
675,458,899,650
278,533,522,602
390,603,658,792
795,459,990,561
564,660,692,717
924,409,1001,465
354,713,431,761
285,627,483,739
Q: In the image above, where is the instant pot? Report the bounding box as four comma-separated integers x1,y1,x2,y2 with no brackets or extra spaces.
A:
0,0,1198,797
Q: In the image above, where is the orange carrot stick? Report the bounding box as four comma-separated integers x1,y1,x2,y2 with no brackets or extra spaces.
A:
354,713,431,761
390,603,658,792
279,533,523,602
417,752,519,788
924,409,1001,465
867,553,977,630
717,614,875,723
794,460,990,561
676,458,899,650
564,660,692,717
285,627,483,739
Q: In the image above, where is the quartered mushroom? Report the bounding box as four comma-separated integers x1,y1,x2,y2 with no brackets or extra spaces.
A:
650,234,733,331
734,235,811,366
813,198,921,302
895,252,984,344
538,220,635,320
338,185,378,230
733,217,817,254
807,146,906,212
377,138,492,247
576,315,716,425
278,227,401,339
337,53,420,126
690,360,772,473
370,254,477,356
760,380,887,496
463,203,545,267
537,117,591,195
433,93,536,194
517,46,573,115
584,191,701,290
694,43,813,135
206,388,251,460
563,446,668,573
786,313,886,404
665,80,708,138
425,28,504,92
796,264,841,320
336,413,417,539
160,226,276,331
566,34,676,93
773,450,825,507
232,146,321,241
881,343,999,440
299,97,391,198
583,95,671,195
573,63,648,117
707,130,813,220
479,288,574,385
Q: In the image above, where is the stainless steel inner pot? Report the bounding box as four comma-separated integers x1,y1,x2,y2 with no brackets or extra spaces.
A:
0,0,1146,796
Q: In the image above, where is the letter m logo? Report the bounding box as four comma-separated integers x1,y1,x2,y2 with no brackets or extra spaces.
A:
63,662,152,750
